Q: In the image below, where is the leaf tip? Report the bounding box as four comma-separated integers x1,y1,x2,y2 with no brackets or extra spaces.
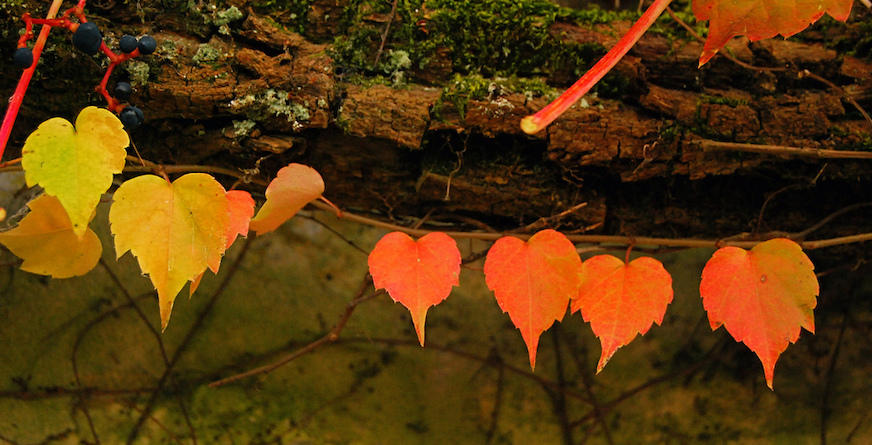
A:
525,336,539,371
761,355,777,391
596,350,614,374
698,49,717,68
415,328,426,347
159,295,176,333
190,273,204,297
411,308,428,347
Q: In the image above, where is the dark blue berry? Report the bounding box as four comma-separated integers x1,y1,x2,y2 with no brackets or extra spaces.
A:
72,22,103,55
12,47,33,69
119,34,138,53
137,36,157,55
114,82,133,101
119,106,144,130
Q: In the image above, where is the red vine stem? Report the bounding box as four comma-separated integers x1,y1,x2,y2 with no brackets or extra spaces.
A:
520,0,672,134
0,0,66,159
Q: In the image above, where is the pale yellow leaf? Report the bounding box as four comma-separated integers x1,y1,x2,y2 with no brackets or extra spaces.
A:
0,194,101,278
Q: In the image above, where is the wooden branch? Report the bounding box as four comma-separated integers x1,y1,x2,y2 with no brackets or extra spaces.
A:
697,140,872,160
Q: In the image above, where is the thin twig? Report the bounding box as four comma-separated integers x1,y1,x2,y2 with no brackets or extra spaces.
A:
569,337,725,430
698,140,872,159
123,399,185,444
799,69,872,127
0,387,155,400
549,329,575,445
123,163,264,184
209,275,383,387
795,203,872,239
127,236,254,442
484,352,505,445
518,201,589,233
561,329,614,445
70,267,166,445
127,142,147,167
311,198,872,250
372,0,399,67
347,337,593,403
756,184,803,235
300,214,370,255
820,314,849,445
94,259,198,444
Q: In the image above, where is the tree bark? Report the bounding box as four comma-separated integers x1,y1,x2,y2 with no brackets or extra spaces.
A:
2,0,872,251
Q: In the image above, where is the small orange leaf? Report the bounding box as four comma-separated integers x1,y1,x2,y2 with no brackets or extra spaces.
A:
249,164,324,235
109,173,230,331
484,229,582,369
571,255,673,373
693,0,853,66
0,194,101,278
190,189,255,296
224,190,255,251
368,232,461,346
700,238,818,389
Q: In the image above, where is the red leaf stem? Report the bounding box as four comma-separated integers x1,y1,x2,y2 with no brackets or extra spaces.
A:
0,0,68,159
0,0,89,159
520,0,672,134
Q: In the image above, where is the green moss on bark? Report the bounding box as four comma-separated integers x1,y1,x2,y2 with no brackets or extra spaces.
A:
330,0,636,83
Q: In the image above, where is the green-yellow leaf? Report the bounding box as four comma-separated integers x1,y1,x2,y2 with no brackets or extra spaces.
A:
0,194,101,278
22,106,128,237
109,173,230,331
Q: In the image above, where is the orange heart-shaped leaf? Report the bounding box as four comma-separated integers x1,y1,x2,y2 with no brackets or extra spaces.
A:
368,231,461,346
572,255,673,372
700,238,818,389
484,229,581,369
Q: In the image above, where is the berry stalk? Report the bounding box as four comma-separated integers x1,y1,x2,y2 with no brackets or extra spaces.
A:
520,0,673,134
0,0,67,160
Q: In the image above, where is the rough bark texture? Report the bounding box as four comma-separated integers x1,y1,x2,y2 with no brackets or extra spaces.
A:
3,4,872,443
2,0,872,249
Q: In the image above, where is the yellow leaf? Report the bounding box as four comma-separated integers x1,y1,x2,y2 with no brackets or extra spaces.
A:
249,163,324,235
22,106,128,237
109,173,230,330
0,194,102,278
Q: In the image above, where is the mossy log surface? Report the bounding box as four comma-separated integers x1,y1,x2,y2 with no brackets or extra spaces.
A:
3,3,872,443
2,0,872,247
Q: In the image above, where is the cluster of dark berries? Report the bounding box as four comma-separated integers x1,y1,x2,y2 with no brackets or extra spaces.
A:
118,34,157,55
12,6,158,131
